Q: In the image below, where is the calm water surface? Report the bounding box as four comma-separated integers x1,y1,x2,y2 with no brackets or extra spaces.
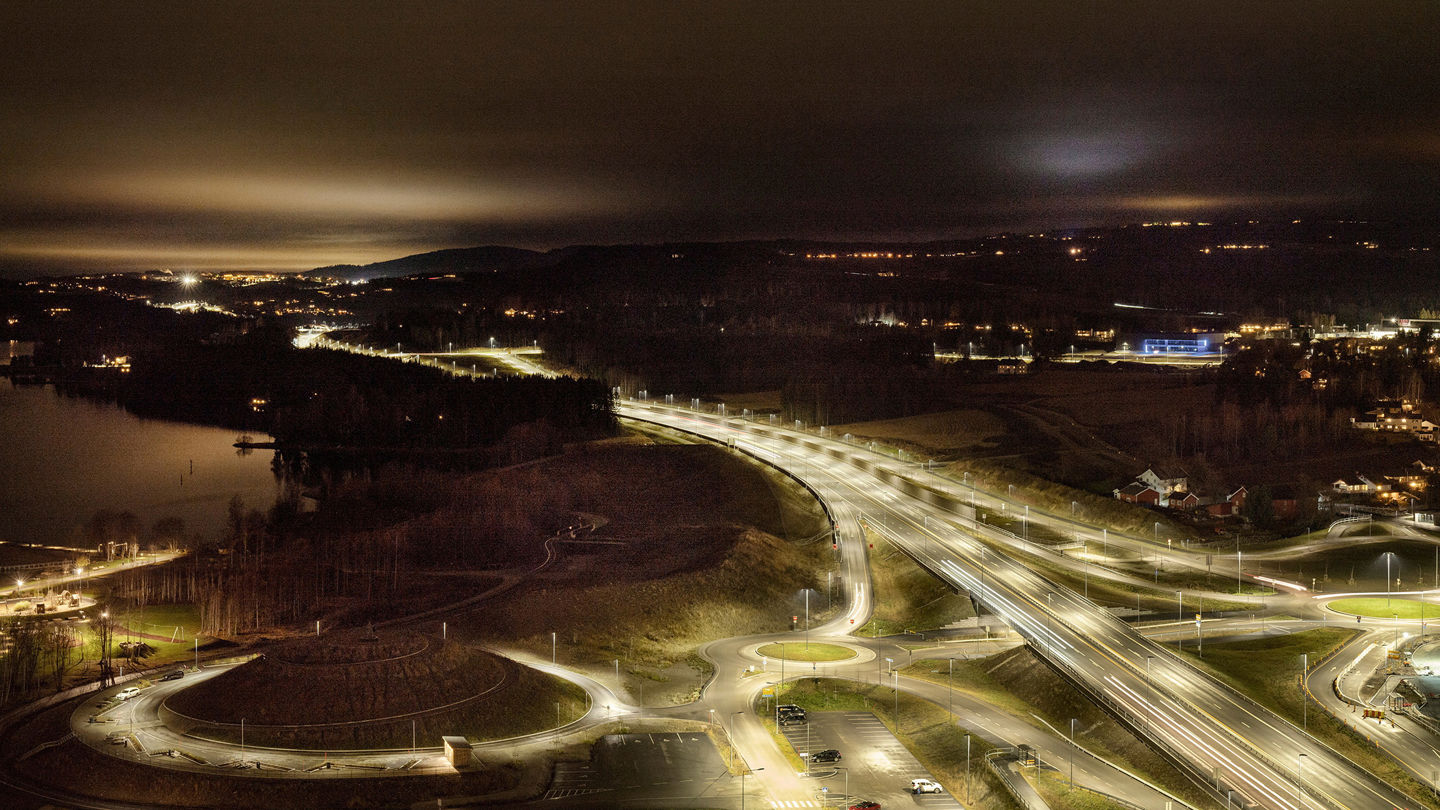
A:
0,382,279,548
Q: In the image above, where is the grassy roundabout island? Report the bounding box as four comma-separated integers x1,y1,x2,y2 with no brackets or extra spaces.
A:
1327,597,1440,620
163,629,586,749
756,641,856,662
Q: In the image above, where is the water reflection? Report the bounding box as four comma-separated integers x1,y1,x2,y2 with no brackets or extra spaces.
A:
0,382,278,548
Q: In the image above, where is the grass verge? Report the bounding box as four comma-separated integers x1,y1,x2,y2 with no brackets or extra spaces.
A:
1033,768,1132,810
763,678,1023,810
863,526,975,634
900,648,1218,810
1178,628,1439,809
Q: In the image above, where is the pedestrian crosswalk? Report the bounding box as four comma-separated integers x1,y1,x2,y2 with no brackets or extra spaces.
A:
770,801,819,808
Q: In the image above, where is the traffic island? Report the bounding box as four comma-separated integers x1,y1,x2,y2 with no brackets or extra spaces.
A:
755,641,857,662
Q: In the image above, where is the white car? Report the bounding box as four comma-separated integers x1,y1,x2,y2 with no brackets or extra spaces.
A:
116,686,140,700
911,778,944,794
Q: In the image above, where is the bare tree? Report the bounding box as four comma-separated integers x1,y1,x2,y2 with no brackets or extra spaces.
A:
45,623,76,691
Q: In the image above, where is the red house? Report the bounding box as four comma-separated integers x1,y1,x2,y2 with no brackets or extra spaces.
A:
1115,482,1161,505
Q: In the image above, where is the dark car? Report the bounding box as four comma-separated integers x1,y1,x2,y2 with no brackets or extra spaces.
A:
809,748,841,763
160,670,184,681
779,712,806,725
849,802,880,810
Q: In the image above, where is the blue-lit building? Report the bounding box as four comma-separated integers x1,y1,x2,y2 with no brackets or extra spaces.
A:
1133,332,1226,355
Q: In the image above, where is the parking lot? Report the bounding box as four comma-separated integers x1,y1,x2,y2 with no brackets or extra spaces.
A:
543,732,728,805
780,711,962,809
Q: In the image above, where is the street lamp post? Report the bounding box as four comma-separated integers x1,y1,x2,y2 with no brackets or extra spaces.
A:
740,766,764,810
1069,717,1077,786
1177,590,1183,649
1145,656,1155,730
893,671,900,730
1297,753,1309,808
966,733,972,803
731,711,743,771
1301,653,1308,731
1387,552,1394,608
1237,542,1243,595
948,658,954,720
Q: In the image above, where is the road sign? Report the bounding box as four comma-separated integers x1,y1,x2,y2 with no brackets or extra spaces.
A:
761,686,775,696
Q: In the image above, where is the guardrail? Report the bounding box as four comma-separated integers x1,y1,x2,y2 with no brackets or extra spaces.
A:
985,748,1049,810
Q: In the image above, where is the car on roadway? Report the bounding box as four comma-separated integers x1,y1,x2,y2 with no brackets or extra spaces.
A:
910,778,943,794
160,670,184,681
849,802,880,810
809,748,841,763
116,686,140,700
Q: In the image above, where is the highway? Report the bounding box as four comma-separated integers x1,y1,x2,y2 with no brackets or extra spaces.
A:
621,400,1427,810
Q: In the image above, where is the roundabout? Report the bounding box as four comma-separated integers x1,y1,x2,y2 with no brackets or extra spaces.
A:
65,631,616,778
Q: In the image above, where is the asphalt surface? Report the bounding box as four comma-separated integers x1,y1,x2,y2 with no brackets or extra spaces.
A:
25,341,1420,810
622,401,1428,810
782,711,961,809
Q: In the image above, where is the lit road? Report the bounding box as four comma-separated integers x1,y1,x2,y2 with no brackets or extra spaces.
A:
300,336,1421,807
621,400,1426,810
67,649,631,777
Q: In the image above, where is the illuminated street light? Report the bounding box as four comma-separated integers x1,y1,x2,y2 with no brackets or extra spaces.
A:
1386,552,1395,608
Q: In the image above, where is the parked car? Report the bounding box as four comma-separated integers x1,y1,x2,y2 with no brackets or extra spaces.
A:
809,749,841,763
778,704,807,722
849,802,881,810
778,711,806,726
160,670,184,681
910,778,944,794
116,686,140,700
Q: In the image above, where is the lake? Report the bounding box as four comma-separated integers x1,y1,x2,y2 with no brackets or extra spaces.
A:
0,382,279,551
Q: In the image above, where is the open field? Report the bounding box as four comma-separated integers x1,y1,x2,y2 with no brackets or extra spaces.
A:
454,439,834,705
831,408,1006,457
168,633,586,749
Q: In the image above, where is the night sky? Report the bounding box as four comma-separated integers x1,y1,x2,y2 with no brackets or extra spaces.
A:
2,2,1436,274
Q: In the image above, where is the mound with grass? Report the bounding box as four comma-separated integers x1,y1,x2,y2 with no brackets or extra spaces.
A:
163,629,585,749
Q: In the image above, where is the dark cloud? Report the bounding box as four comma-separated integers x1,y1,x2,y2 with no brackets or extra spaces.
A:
2,1,1437,273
